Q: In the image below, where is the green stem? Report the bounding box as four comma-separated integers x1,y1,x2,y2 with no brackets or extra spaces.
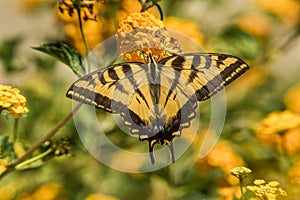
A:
76,7,91,73
15,148,54,170
239,178,244,200
13,118,19,142
9,103,81,167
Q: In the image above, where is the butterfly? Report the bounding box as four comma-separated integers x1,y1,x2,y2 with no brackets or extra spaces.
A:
66,52,249,164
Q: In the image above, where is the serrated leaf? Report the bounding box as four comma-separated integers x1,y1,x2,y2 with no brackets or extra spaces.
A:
32,42,85,77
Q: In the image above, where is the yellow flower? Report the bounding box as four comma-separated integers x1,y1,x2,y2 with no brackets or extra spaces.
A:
256,110,300,135
257,0,300,27
247,179,287,200
0,159,9,175
116,0,160,21
218,186,241,200
288,160,300,186
0,84,29,118
284,83,300,113
117,11,181,62
236,13,273,39
196,141,245,185
230,166,252,180
256,110,300,153
17,183,65,200
57,0,105,55
85,193,119,200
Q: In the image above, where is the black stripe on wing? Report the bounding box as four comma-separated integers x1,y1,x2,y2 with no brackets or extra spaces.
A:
159,53,249,101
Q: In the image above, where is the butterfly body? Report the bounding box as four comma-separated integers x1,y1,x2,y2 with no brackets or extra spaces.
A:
67,53,249,164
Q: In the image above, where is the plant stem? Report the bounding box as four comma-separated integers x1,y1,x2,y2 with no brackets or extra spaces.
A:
10,103,81,167
12,118,19,142
239,177,244,200
76,7,91,73
15,148,54,170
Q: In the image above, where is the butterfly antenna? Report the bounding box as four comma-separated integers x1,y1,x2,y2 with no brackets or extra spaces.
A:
168,142,175,163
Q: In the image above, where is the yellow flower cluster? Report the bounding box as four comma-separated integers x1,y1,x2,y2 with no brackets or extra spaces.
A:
117,11,182,62
230,166,252,180
0,84,29,118
247,179,287,200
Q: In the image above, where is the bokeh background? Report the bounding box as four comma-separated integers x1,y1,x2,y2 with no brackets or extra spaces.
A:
1,0,300,199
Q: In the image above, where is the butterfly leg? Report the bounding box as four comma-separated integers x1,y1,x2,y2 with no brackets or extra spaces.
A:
168,142,175,163
149,140,157,164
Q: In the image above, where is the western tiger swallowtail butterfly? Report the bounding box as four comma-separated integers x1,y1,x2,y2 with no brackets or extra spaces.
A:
66,52,249,164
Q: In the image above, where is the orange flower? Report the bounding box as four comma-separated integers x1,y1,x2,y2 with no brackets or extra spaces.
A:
236,13,273,39
256,110,300,153
85,193,119,200
117,11,181,62
17,183,65,200
288,160,300,186
257,0,300,27
197,141,245,185
218,186,241,200
164,16,205,48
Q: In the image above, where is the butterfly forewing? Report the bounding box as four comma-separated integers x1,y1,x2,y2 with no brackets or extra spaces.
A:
66,63,145,113
159,53,249,101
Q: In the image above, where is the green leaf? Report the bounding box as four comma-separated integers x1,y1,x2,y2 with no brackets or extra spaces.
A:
0,36,25,73
0,135,16,162
32,42,85,77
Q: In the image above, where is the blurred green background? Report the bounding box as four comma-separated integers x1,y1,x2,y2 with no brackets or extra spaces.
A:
1,0,300,199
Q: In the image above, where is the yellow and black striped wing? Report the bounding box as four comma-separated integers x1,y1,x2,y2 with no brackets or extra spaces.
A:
159,53,249,101
66,52,249,163
66,62,145,113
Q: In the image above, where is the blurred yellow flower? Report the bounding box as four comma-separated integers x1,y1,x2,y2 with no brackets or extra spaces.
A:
57,0,105,55
0,159,9,175
288,160,300,186
17,183,66,200
197,141,245,185
284,83,300,113
164,16,205,47
116,0,160,21
0,182,16,200
257,0,300,27
85,193,119,200
236,13,273,39
19,0,44,11
0,84,29,118
256,110,300,153
256,110,300,135
247,179,287,200
218,186,241,200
